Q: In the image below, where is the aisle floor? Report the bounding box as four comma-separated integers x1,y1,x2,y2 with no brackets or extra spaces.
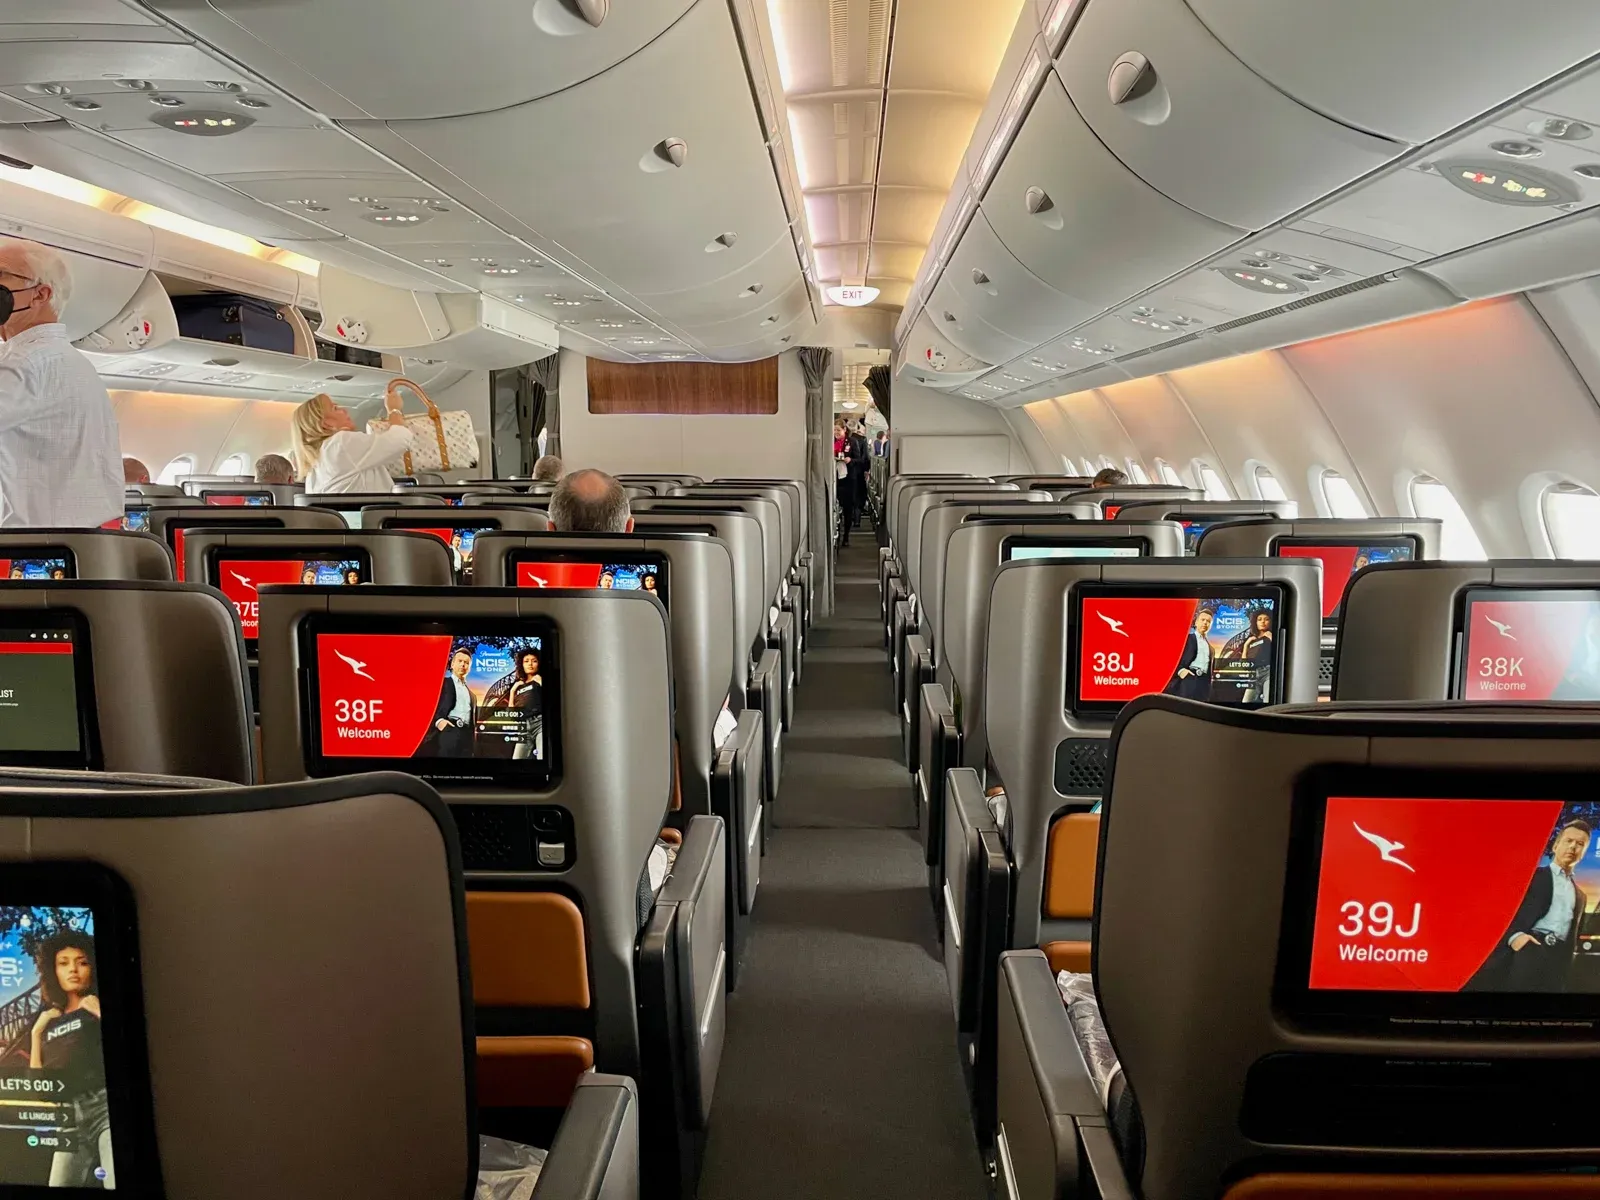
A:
696,537,985,1200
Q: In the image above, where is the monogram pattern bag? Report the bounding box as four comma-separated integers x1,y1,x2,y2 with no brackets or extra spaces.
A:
368,378,479,473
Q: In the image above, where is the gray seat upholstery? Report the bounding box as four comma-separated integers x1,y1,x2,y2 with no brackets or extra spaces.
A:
1052,485,1203,511
996,699,1600,1200
0,529,173,581
180,528,457,598
143,505,348,580
185,482,304,505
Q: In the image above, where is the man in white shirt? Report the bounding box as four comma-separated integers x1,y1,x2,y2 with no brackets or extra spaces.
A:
0,239,122,528
1166,608,1213,701
1473,819,1592,992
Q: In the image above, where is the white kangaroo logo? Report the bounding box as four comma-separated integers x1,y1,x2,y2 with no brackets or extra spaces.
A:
1487,617,1516,641
1097,612,1129,637
334,649,374,681
229,570,253,590
1353,823,1415,872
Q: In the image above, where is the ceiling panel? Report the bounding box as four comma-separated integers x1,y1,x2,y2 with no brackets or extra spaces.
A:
875,94,982,193
147,0,697,121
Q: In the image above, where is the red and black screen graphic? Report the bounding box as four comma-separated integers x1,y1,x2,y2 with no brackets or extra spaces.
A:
313,631,546,763
1073,587,1282,713
1456,590,1600,702
387,524,496,578
1276,539,1416,620
513,557,666,604
215,558,365,640
1308,796,1600,994
1102,504,1123,520
168,519,282,581
202,493,272,507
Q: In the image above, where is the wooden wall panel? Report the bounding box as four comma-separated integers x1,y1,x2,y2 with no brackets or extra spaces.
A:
586,356,779,415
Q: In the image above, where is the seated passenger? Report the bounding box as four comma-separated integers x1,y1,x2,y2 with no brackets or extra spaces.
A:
532,454,564,482
1091,468,1127,489
254,452,295,485
547,468,634,534
123,457,150,485
292,392,412,494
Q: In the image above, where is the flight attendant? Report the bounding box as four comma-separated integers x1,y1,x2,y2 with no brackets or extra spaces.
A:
291,392,413,494
30,930,112,1188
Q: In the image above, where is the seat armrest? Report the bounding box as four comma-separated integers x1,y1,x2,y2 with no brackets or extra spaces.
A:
918,685,958,867
531,1073,640,1200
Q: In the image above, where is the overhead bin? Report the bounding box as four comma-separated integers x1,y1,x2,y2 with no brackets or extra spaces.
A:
1184,0,1600,145
981,68,1242,314
634,231,803,327
942,209,1099,345
1310,64,1600,261
898,311,996,386
924,277,1034,365
1056,0,1402,231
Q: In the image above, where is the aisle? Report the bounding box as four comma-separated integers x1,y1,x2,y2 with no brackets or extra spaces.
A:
696,537,985,1200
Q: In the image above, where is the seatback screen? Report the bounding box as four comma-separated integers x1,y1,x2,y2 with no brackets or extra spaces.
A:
0,552,72,581
201,492,272,507
211,554,368,643
167,519,283,582
383,522,499,581
1102,504,1123,520
511,554,667,607
1454,588,1600,701
302,619,556,787
1001,536,1145,563
1071,584,1286,714
0,616,96,767
1276,537,1419,621
119,511,148,533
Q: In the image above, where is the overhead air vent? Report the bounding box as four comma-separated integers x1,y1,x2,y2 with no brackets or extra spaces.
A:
533,0,609,36
706,232,738,253
1204,273,1394,336
641,137,688,173
1024,186,1063,231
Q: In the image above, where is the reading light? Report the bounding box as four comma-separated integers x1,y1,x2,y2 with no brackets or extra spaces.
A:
825,285,880,307
237,97,271,110
64,100,102,112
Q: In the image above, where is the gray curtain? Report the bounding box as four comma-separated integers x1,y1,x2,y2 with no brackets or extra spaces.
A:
864,363,891,424
489,363,543,477
532,353,561,458
798,346,834,618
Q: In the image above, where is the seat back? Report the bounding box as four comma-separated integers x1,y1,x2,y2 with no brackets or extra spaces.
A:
177,474,254,495
0,530,173,581
0,771,471,1200
256,585,673,1081
997,475,1094,490
893,481,1014,563
658,493,785,607
940,521,1186,764
1101,699,1600,1200
1336,560,1600,702
904,489,1042,617
886,475,984,550
186,483,305,507
634,501,777,636
473,531,737,816
1053,486,1203,515
463,493,551,509
143,505,348,581
634,513,766,685
712,478,807,560
359,506,554,582
0,582,253,781
984,558,1320,947
393,484,519,504
1113,499,1300,553
291,492,445,527
916,500,1099,658
125,483,185,499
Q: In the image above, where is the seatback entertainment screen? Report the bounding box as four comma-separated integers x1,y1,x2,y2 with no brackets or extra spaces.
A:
211,553,368,643
1453,588,1600,702
1102,504,1123,520
0,553,72,581
1071,584,1286,714
510,553,667,607
166,519,283,582
119,510,148,533
301,618,556,786
382,522,499,582
1000,536,1145,563
1276,537,1419,622
201,492,272,507
0,615,96,768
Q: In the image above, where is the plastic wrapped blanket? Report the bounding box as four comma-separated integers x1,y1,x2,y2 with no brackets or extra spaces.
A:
1056,972,1119,1107
475,1136,547,1200
648,837,681,895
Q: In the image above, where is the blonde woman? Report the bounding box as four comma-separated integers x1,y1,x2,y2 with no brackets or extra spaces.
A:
291,392,412,493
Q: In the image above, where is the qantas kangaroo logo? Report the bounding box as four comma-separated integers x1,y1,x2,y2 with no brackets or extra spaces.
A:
228,570,253,590
1486,617,1516,640
1097,612,1129,637
527,574,549,587
334,649,375,681
1353,823,1415,872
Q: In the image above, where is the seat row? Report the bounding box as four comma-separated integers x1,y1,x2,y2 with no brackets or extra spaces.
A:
0,473,811,1200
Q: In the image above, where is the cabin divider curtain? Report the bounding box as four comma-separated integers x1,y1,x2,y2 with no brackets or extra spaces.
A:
489,363,545,477
531,353,561,459
864,364,891,425
799,346,834,619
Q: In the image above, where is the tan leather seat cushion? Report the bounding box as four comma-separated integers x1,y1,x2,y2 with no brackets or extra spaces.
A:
1043,813,1100,919
1227,1175,1600,1198
1041,941,1091,974
467,891,589,1008
476,1037,593,1109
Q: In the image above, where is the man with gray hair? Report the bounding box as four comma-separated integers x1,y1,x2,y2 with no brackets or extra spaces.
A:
254,453,296,485
0,237,121,527
547,468,634,534
532,454,563,482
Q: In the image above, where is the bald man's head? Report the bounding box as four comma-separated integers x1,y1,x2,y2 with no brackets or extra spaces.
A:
548,468,633,533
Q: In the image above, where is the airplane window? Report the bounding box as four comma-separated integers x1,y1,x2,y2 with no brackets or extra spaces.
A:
1320,470,1369,518
1080,459,1097,477
1409,476,1487,559
216,453,247,475
1100,456,1118,473
1196,463,1231,500
1541,484,1600,558
1126,460,1150,484
1059,455,1076,473
1155,459,1183,487
1254,466,1288,502
156,454,196,486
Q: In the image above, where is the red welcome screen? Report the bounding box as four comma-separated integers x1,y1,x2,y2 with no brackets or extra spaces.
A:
203,493,272,507
1277,541,1417,619
1459,593,1600,702
1308,795,1600,993
514,559,665,600
1075,590,1280,710
1103,504,1123,520
216,558,364,639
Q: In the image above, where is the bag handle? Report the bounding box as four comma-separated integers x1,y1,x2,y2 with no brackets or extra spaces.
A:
384,378,450,473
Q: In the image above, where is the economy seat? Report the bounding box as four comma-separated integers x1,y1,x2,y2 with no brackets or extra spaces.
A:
0,529,175,581
0,768,639,1200
1200,518,1443,695
948,556,1321,1141
711,478,812,642
1113,498,1300,554
996,698,1600,1200
290,490,443,527
356,505,552,583
255,585,726,1200
881,476,992,636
